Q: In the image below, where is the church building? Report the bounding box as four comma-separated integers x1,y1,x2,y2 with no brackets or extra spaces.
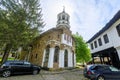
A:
28,9,76,69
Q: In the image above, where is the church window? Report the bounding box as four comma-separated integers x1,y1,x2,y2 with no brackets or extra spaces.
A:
116,24,120,36
64,34,66,40
54,46,59,63
35,54,38,59
64,49,68,67
62,15,65,20
48,36,51,39
66,17,68,21
67,35,69,42
44,45,50,63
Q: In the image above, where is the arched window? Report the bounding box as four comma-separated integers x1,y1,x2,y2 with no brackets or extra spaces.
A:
72,51,74,67
64,34,66,40
44,45,50,63
64,49,68,67
62,15,65,20
54,46,59,63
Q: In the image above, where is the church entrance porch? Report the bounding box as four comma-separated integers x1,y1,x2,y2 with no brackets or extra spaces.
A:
42,46,75,70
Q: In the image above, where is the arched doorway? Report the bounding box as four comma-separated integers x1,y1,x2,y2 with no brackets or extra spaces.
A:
43,45,50,67
53,46,60,68
64,49,68,67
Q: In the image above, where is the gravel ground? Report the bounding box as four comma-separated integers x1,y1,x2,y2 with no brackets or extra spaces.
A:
0,69,89,80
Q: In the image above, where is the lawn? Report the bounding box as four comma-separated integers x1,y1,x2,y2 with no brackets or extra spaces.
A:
0,57,15,62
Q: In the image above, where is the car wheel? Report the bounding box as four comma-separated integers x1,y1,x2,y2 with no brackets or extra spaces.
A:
97,76,105,80
33,70,38,75
2,70,11,77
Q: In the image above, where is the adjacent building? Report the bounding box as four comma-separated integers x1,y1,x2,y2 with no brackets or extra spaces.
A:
87,10,120,68
27,9,76,70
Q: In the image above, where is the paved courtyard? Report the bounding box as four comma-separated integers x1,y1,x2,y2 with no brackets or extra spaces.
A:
0,69,88,80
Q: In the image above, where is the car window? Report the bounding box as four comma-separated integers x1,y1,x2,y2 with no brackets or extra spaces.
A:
24,62,31,67
10,61,24,65
12,63,23,65
109,66,119,71
92,66,110,71
24,62,31,65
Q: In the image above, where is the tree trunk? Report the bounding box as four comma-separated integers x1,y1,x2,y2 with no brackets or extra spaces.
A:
1,43,12,65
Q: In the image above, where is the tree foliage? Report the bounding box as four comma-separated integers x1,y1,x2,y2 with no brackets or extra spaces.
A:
73,33,91,64
0,0,44,64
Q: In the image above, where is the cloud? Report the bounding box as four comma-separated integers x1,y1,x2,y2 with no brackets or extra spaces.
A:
41,0,120,41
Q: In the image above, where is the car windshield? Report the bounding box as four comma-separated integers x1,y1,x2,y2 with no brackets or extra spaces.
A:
109,66,119,71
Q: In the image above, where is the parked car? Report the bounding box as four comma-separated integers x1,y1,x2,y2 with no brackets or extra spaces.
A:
0,60,41,77
83,64,120,80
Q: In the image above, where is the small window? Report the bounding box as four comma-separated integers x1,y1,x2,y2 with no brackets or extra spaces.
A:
103,34,109,44
48,36,51,39
35,54,38,59
94,41,97,48
90,43,94,50
116,24,120,36
64,34,66,40
98,38,102,46
62,15,65,20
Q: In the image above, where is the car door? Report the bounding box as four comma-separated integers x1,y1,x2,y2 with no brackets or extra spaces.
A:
104,66,120,79
110,71,120,79
10,62,24,74
22,62,33,73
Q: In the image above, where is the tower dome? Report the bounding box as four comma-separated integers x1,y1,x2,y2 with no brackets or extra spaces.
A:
56,8,70,28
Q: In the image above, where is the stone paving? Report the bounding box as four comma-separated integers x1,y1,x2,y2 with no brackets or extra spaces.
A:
0,69,88,80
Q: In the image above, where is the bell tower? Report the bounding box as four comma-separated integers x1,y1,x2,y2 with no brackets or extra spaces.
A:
56,7,70,28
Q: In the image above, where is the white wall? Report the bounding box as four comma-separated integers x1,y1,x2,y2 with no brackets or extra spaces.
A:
89,19,120,54
61,34,72,47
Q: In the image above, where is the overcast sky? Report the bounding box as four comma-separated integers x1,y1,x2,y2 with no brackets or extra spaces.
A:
41,0,120,41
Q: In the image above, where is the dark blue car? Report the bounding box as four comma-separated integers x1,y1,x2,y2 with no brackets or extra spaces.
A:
83,64,120,80
0,60,41,77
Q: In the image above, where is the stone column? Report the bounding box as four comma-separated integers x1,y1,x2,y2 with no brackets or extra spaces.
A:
68,51,72,67
41,49,46,67
48,48,55,68
59,50,64,68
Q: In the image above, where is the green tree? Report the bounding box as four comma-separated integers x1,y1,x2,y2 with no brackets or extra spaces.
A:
0,0,44,64
73,33,91,65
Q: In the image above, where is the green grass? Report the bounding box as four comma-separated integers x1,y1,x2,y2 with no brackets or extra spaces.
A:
0,57,15,62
